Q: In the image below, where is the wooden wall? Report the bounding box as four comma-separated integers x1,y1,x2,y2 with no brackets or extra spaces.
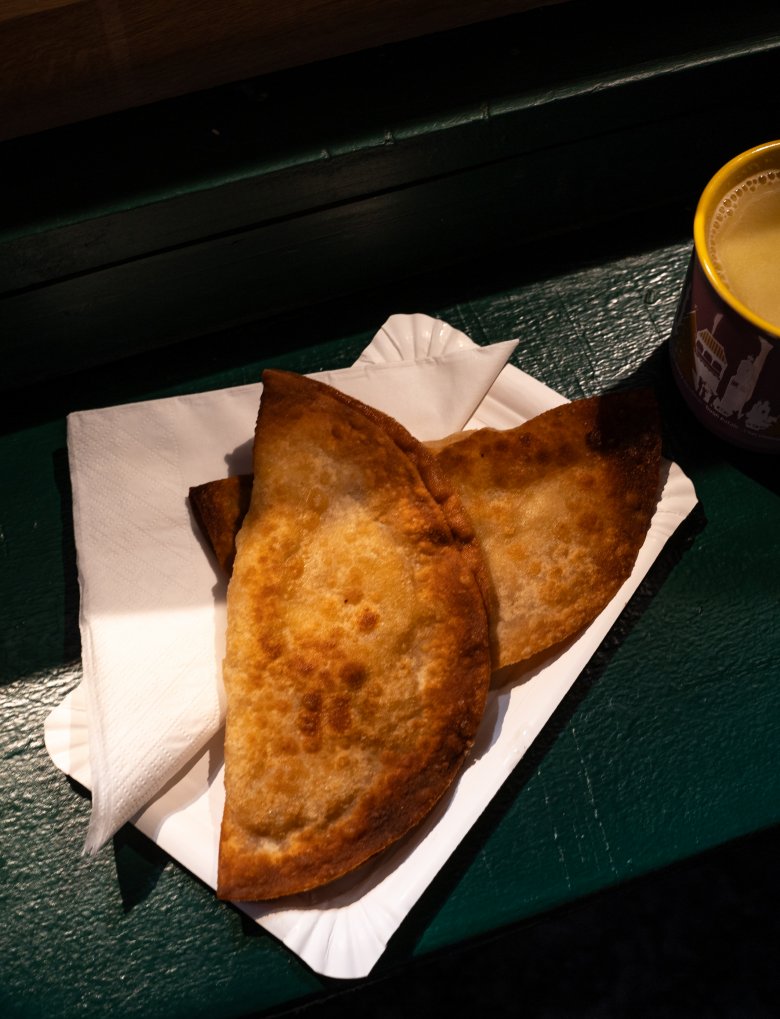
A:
0,0,559,140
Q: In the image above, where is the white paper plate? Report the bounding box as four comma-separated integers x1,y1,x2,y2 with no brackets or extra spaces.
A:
45,315,698,979
357,313,476,363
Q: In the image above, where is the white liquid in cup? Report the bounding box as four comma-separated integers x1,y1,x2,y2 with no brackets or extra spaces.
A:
708,169,780,327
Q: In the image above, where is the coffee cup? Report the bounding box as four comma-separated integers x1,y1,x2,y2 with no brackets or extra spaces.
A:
669,140,780,452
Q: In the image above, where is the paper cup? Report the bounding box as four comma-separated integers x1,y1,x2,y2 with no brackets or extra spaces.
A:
669,141,780,452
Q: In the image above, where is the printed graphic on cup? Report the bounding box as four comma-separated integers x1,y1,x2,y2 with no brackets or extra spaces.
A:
670,141,780,452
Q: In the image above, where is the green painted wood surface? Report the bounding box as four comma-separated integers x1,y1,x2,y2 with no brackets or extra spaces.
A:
2,215,779,1017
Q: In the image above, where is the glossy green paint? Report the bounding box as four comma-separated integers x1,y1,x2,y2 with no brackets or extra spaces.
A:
2,2,780,1015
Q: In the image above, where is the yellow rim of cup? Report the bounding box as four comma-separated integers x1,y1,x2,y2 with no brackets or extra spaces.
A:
693,139,780,341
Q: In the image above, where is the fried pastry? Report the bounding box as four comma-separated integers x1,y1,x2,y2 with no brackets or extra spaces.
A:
190,474,252,574
216,369,492,901
432,389,662,669
190,474,250,574
192,390,661,675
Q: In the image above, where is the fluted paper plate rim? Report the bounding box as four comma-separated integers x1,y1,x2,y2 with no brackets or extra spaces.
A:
44,314,698,979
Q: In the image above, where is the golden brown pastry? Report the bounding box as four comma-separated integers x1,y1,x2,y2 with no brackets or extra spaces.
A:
190,474,252,574
192,389,661,676
432,389,661,669
217,369,492,901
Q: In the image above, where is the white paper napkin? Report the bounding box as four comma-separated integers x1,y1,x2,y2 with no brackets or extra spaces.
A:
46,336,698,979
47,315,698,977
65,317,517,853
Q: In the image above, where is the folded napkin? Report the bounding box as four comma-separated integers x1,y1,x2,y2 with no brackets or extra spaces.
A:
50,315,698,978
65,316,517,853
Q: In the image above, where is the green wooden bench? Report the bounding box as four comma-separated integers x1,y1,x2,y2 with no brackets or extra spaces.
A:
2,1,779,1015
